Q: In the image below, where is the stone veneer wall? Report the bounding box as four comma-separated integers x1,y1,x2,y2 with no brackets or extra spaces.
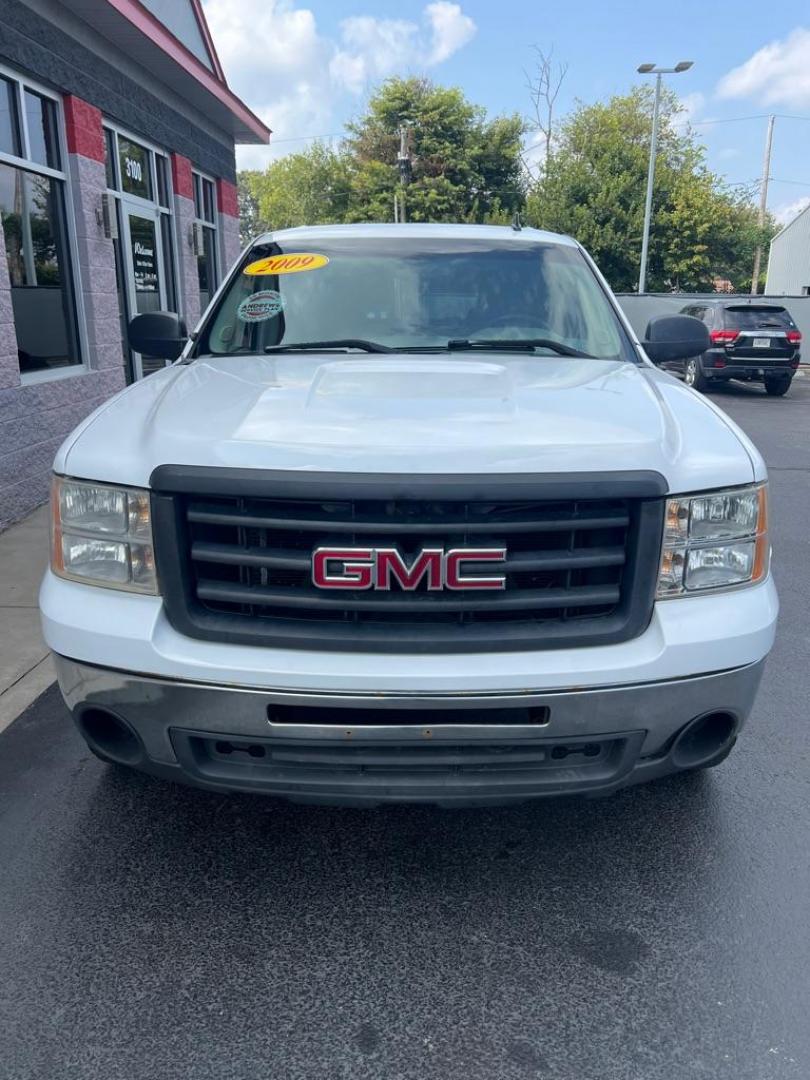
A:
0,95,126,530
216,178,242,273
171,154,202,332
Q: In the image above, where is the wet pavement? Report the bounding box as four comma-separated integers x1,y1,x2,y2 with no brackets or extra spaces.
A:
1,377,809,1080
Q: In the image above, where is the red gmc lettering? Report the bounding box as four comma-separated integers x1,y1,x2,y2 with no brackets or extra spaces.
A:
375,548,443,591
312,547,507,590
312,548,374,589
445,548,507,590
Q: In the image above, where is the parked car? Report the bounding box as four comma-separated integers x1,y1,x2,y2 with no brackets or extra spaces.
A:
40,225,778,806
673,300,801,395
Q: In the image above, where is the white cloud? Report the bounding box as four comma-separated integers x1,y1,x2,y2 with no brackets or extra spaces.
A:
203,0,331,167
717,27,810,108
425,2,476,63
329,3,476,93
202,0,477,167
773,196,810,227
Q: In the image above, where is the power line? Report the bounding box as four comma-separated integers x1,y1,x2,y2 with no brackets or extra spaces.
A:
691,114,770,126
768,177,810,187
691,112,810,127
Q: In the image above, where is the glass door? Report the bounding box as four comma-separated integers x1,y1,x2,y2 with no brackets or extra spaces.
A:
120,201,168,379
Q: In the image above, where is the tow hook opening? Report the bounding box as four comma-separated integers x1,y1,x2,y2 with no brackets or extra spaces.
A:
671,711,738,770
77,707,145,766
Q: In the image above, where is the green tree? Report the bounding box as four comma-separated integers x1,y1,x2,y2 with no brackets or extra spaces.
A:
525,88,773,291
239,142,355,235
345,77,526,223
237,78,526,234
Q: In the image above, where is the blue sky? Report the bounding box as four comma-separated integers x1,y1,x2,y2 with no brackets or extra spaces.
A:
203,0,810,224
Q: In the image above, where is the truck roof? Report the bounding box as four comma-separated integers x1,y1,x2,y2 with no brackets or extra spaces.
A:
251,222,578,247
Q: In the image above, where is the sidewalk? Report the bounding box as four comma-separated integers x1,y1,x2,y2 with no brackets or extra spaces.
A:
0,504,53,733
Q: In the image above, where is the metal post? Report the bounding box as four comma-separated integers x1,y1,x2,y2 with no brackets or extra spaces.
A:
397,125,410,223
638,73,662,295
751,114,775,294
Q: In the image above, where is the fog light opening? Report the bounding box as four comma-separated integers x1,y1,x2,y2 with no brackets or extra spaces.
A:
671,711,737,770
77,708,144,766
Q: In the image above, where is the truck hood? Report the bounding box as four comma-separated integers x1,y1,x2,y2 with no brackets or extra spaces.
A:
60,354,757,492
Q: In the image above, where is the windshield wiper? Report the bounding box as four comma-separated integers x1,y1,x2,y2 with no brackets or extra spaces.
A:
265,339,393,354
446,338,595,359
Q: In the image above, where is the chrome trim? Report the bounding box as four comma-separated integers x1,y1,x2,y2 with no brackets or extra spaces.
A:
54,652,763,707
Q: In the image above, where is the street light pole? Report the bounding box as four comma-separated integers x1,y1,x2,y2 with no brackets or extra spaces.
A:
638,73,662,295
636,61,694,294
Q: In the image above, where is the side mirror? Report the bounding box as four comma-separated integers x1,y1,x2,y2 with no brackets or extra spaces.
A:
128,311,188,360
642,314,709,365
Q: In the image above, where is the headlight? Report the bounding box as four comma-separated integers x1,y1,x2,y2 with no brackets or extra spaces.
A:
51,476,158,594
657,483,768,598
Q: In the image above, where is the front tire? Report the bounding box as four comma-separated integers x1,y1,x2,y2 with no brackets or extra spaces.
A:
764,374,792,396
684,357,709,392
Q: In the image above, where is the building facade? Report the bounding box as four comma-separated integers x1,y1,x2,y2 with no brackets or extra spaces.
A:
0,0,269,528
766,204,810,296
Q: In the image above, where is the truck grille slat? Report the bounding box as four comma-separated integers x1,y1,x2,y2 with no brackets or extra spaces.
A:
189,541,626,573
150,468,665,653
186,503,631,533
195,580,621,612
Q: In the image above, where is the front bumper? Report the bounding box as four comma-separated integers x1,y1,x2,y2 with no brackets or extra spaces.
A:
56,656,766,806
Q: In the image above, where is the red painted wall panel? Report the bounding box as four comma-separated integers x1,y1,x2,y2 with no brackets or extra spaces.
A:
171,153,194,200
63,96,105,163
216,178,238,218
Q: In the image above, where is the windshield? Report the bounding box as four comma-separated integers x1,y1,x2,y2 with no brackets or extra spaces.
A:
194,236,635,362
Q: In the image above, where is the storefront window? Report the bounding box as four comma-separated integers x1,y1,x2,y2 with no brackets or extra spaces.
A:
0,163,79,373
155,155,170,208
104,127,117,190
1,77,22,157
23,90,60,169
0,70,80,376
192,170,218,309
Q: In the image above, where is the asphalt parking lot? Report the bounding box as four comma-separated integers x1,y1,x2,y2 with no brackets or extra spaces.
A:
1,377,809,1080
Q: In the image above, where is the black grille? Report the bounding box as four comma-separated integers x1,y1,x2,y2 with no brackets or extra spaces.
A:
151,467,666,653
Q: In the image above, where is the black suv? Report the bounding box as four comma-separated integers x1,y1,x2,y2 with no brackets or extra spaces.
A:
672,301,802,396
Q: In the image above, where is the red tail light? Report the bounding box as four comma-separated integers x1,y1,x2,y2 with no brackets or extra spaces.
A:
709,329,739,345
787,330,802,344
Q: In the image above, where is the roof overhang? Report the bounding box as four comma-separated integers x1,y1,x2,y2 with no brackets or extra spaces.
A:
66,0,271,145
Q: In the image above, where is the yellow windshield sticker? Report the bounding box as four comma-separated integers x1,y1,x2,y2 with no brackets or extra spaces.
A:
244,253,329,276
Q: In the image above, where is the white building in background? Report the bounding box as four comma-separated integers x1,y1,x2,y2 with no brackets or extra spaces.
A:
766,204,810,295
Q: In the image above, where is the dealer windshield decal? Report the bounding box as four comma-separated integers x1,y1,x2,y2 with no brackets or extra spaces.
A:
243,253,329,276
237,290,285,322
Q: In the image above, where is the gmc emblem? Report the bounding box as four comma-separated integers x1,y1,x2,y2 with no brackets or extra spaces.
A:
312,547,507,591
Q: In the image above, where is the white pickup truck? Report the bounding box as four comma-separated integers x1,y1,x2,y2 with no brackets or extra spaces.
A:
40,224,778,806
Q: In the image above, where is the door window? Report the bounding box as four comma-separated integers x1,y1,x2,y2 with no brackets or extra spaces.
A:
127,214,161,313
118,136,152,201
103,125,177,380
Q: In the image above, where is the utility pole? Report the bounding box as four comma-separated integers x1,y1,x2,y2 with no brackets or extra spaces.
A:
751,114,775,295
636,61,693,293
397,125,412,224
